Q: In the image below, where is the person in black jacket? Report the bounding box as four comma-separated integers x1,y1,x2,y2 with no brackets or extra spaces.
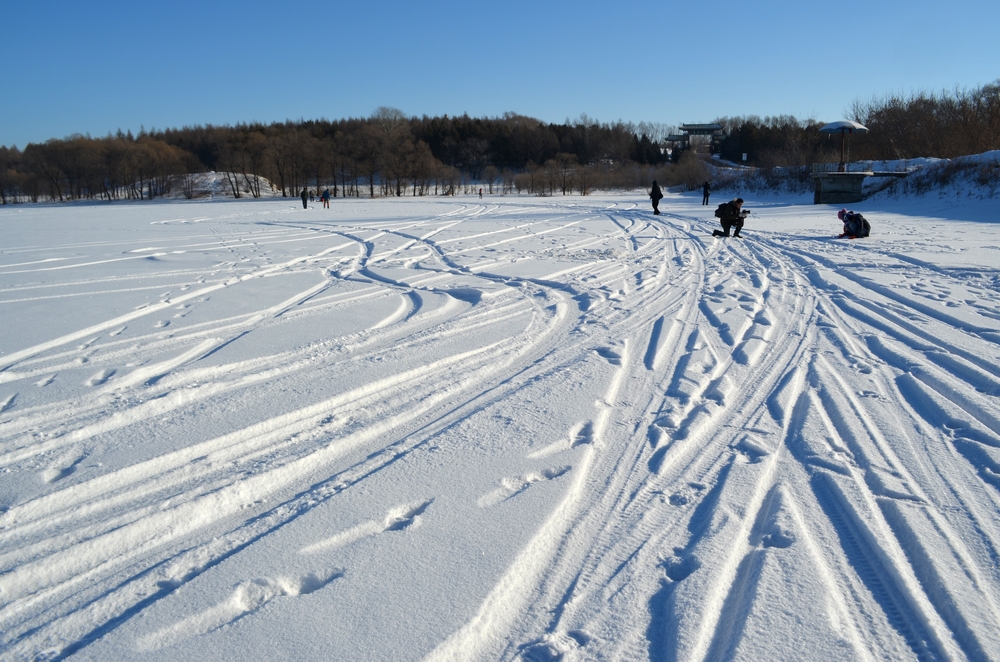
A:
712,198,747,237
838,208,870,237
300,188,308,209
702,181,711,205
649,181,663,215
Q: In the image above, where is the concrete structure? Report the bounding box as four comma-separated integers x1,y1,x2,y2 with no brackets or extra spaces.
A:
812,172,868,204
811,162,910,204
811,162,873,204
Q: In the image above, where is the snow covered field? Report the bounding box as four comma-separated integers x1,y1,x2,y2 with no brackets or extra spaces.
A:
2,189,1000,661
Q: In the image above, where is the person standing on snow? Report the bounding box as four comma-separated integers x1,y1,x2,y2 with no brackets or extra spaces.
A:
649,180,663,215
321,188,330,208
702,180,711,205
713,197,747,237
300,188,308,209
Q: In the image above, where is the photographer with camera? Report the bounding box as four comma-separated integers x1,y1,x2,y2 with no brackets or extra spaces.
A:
712,197,748,238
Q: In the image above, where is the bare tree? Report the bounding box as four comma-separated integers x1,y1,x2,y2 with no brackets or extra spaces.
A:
0,146,23,203
409,140,436,196
501,167,515,194
483,165,500,194
23,141,67,201
265,125,301,197
554,153,577,194
459,138,490,180
576,164,596,195
438,164,460,195
351,124,382,198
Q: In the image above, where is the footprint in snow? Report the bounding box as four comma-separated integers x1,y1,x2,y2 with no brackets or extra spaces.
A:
477,466,571,508
137,568,343,651
528,421,594,458
571,421,594,447
384,500,433,531
519,630,592,660
736,435,771,463
762,526,796,549
41,453,87,483
593,347,622,366
300,500,434,554
0,393,16,413
662,553,701,582
85,369,115,386
664,482,706,507
668,492,690,506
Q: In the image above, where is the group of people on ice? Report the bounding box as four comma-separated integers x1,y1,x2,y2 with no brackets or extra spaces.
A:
649,181,871,240
299,188,332,209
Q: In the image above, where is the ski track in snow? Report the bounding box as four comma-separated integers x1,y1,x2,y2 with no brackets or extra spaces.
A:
2,196,1000,660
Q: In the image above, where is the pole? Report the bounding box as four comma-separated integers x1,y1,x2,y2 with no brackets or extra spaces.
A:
839,129,846,172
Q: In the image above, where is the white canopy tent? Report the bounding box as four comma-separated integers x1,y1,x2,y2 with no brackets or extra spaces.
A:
819,120,869,170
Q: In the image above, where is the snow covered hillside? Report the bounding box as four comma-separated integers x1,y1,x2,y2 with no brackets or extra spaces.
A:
2,190,1000,661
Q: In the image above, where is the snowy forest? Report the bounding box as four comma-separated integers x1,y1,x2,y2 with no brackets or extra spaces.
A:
1,81,999,204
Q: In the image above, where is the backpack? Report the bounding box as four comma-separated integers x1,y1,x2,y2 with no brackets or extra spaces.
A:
714,203,726,218
857,214,871,237
845,212,871,237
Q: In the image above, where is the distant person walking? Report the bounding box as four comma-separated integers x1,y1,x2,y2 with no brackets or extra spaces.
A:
479,188,483,199
649,180,663,215
321,188,330,208
702,180,711,205
300,188,308,209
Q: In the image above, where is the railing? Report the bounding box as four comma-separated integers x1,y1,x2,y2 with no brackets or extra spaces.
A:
812,161,873,174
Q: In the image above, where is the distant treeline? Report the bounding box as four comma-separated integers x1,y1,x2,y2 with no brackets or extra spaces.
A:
0,109,676,203
716,80,1000,168
849,81,1000,160
2,81,998,203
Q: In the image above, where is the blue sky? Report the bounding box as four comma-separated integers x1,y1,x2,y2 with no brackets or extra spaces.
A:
2,0,998,148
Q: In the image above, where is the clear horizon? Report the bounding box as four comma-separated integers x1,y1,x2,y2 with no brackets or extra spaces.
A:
2,0,998,149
